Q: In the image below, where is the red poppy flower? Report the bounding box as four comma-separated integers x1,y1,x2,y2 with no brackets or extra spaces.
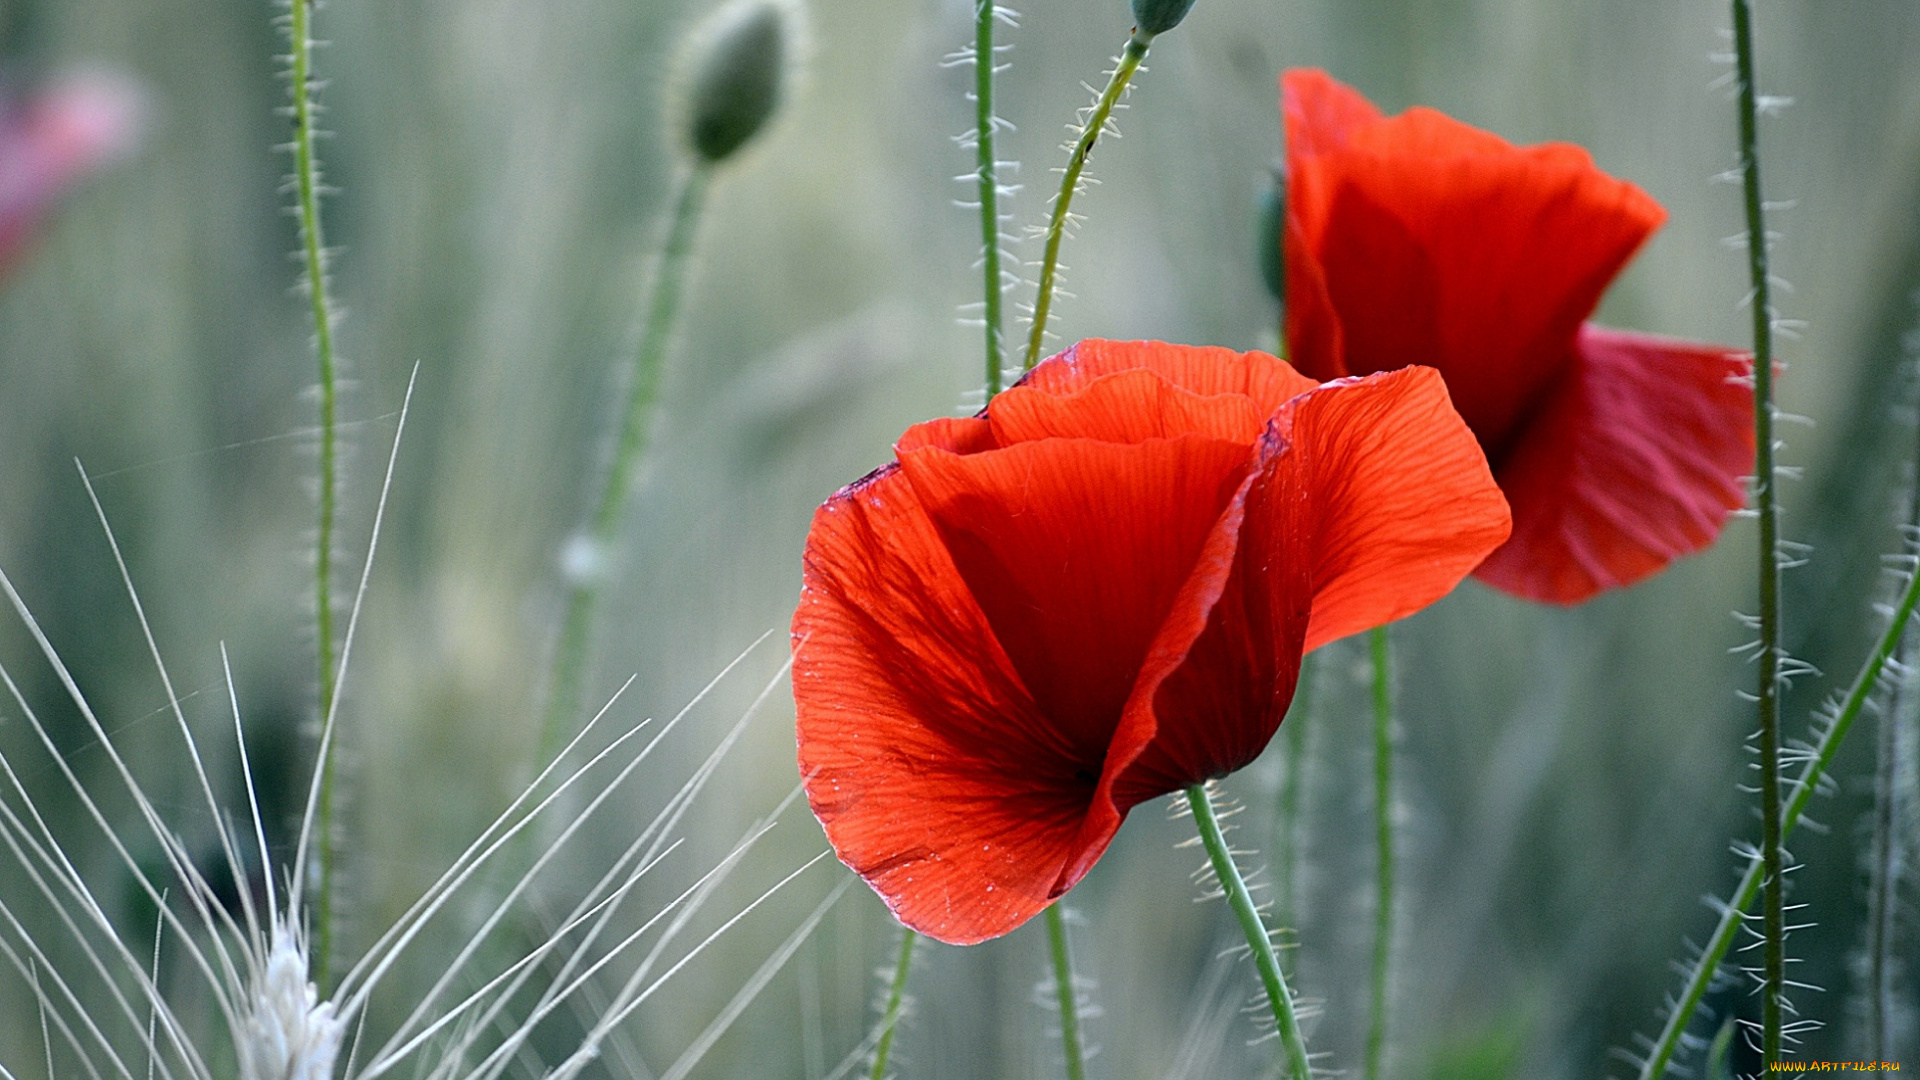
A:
1282,68,1754,604
792,340,1510,944
0,72,142,279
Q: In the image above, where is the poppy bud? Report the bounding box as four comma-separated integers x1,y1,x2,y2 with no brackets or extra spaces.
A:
1131,0,1198,35
1257,167,1284,303
671,0,802,165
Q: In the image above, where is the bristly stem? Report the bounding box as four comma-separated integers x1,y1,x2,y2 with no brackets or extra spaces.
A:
1045,904,1088,1080
973,1,1007,396
869,928,917,1080
1275,651,1315,946
1730,0,1786,1063
1021,30,1153,372
1632,526,1920,1080
286,0,341,988
1365,626,1394,1080
1863,319,1920,1061
540,165,712,766
1864,594,1912,1060
1185,783,1313,1080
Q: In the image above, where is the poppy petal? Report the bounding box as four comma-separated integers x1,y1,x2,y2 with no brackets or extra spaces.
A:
1024,339,1318,418
1102,459,1310,813
1280,68,1383,159
1474,325,1754,603
989,367,1270,445
898,434,1256,759
1101,367,1507,817
1055,467,1267,891
794,467,1092,944
1283,71,1666,457
895,414,998,456
1283,367,1513,651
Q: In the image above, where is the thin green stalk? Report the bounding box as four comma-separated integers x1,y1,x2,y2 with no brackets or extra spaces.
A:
1729,0,1786,1063
1366,626,1394,1080
1274,652,1315,942
1185,783,1312,1080
540,166,712,765
869,928,917,1080
1021,30,1153,372
1862,348,1920,1060
973,1,1007,396
286,0,341,988
1863,621,1911,1060
1633,530,1920,1080
1045,904,1087,1080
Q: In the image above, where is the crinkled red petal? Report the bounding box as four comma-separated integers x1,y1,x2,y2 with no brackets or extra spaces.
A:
1088,368,1508,878
1022,339,1317,417
989,367,1269,445
1282,367,1513,650
1281,69,1382,159
1282,68,1665,458
895,414,998,456
898,433,1254,765
1474,325,1754,603
793,465,1088,945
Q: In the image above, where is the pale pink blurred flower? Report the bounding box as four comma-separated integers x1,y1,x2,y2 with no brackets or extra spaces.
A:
0,69,143,277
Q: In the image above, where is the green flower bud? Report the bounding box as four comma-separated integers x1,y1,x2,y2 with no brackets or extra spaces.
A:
1131,0,1198,35
672,0,801,164
1257,167,1285,303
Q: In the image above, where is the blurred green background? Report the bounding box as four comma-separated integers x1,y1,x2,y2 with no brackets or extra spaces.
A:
1,0,1917,1076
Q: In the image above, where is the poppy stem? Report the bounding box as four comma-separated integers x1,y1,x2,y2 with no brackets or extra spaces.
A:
869,927,917,1080
1864,362,1920,1057
972,0,1008,396
1044,905,1088,1080
1021,29,1153,373
1364,625,1394,1080
539,164,713,767
1185,782,1313,1080
1632,533,1920,1080
1729,0,1787,1065
286,0,342,991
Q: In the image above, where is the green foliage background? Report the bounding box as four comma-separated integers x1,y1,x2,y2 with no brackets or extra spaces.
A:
1,0,1917,1076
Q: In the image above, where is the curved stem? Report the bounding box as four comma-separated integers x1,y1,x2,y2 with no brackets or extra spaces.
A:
1185,783,1312,1080
1864,335,1920,1062
1021,31,1152,372
1633,525,1920,1080
287,0,341,988
1729,0,1785,1063
1044,904,1087,1080
973,1,1007,396
1365,626,1394,1080
869,928,916,1080
539,165,712,765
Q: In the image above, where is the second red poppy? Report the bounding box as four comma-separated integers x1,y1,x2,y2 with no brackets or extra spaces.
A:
1281,68,1755,605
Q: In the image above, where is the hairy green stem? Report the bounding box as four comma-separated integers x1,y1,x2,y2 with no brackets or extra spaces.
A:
1045,904,1088,1080
1366,626,1394,1080
973,1,1007,396
1021,31,1152,372
1186,783,1312,1080
286,0,341,988
1728,0,1786,1062
1274,651,1315,943
540,166,712,765
1633,530,1920,1080
869,928,916,1080
1862,335,1920,1060
1864,618,1912,1060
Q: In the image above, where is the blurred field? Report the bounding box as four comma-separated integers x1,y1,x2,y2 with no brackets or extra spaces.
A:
1,0,1918,1076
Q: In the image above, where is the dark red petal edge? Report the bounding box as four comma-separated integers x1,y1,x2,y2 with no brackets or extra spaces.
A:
1473,324,1754,603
